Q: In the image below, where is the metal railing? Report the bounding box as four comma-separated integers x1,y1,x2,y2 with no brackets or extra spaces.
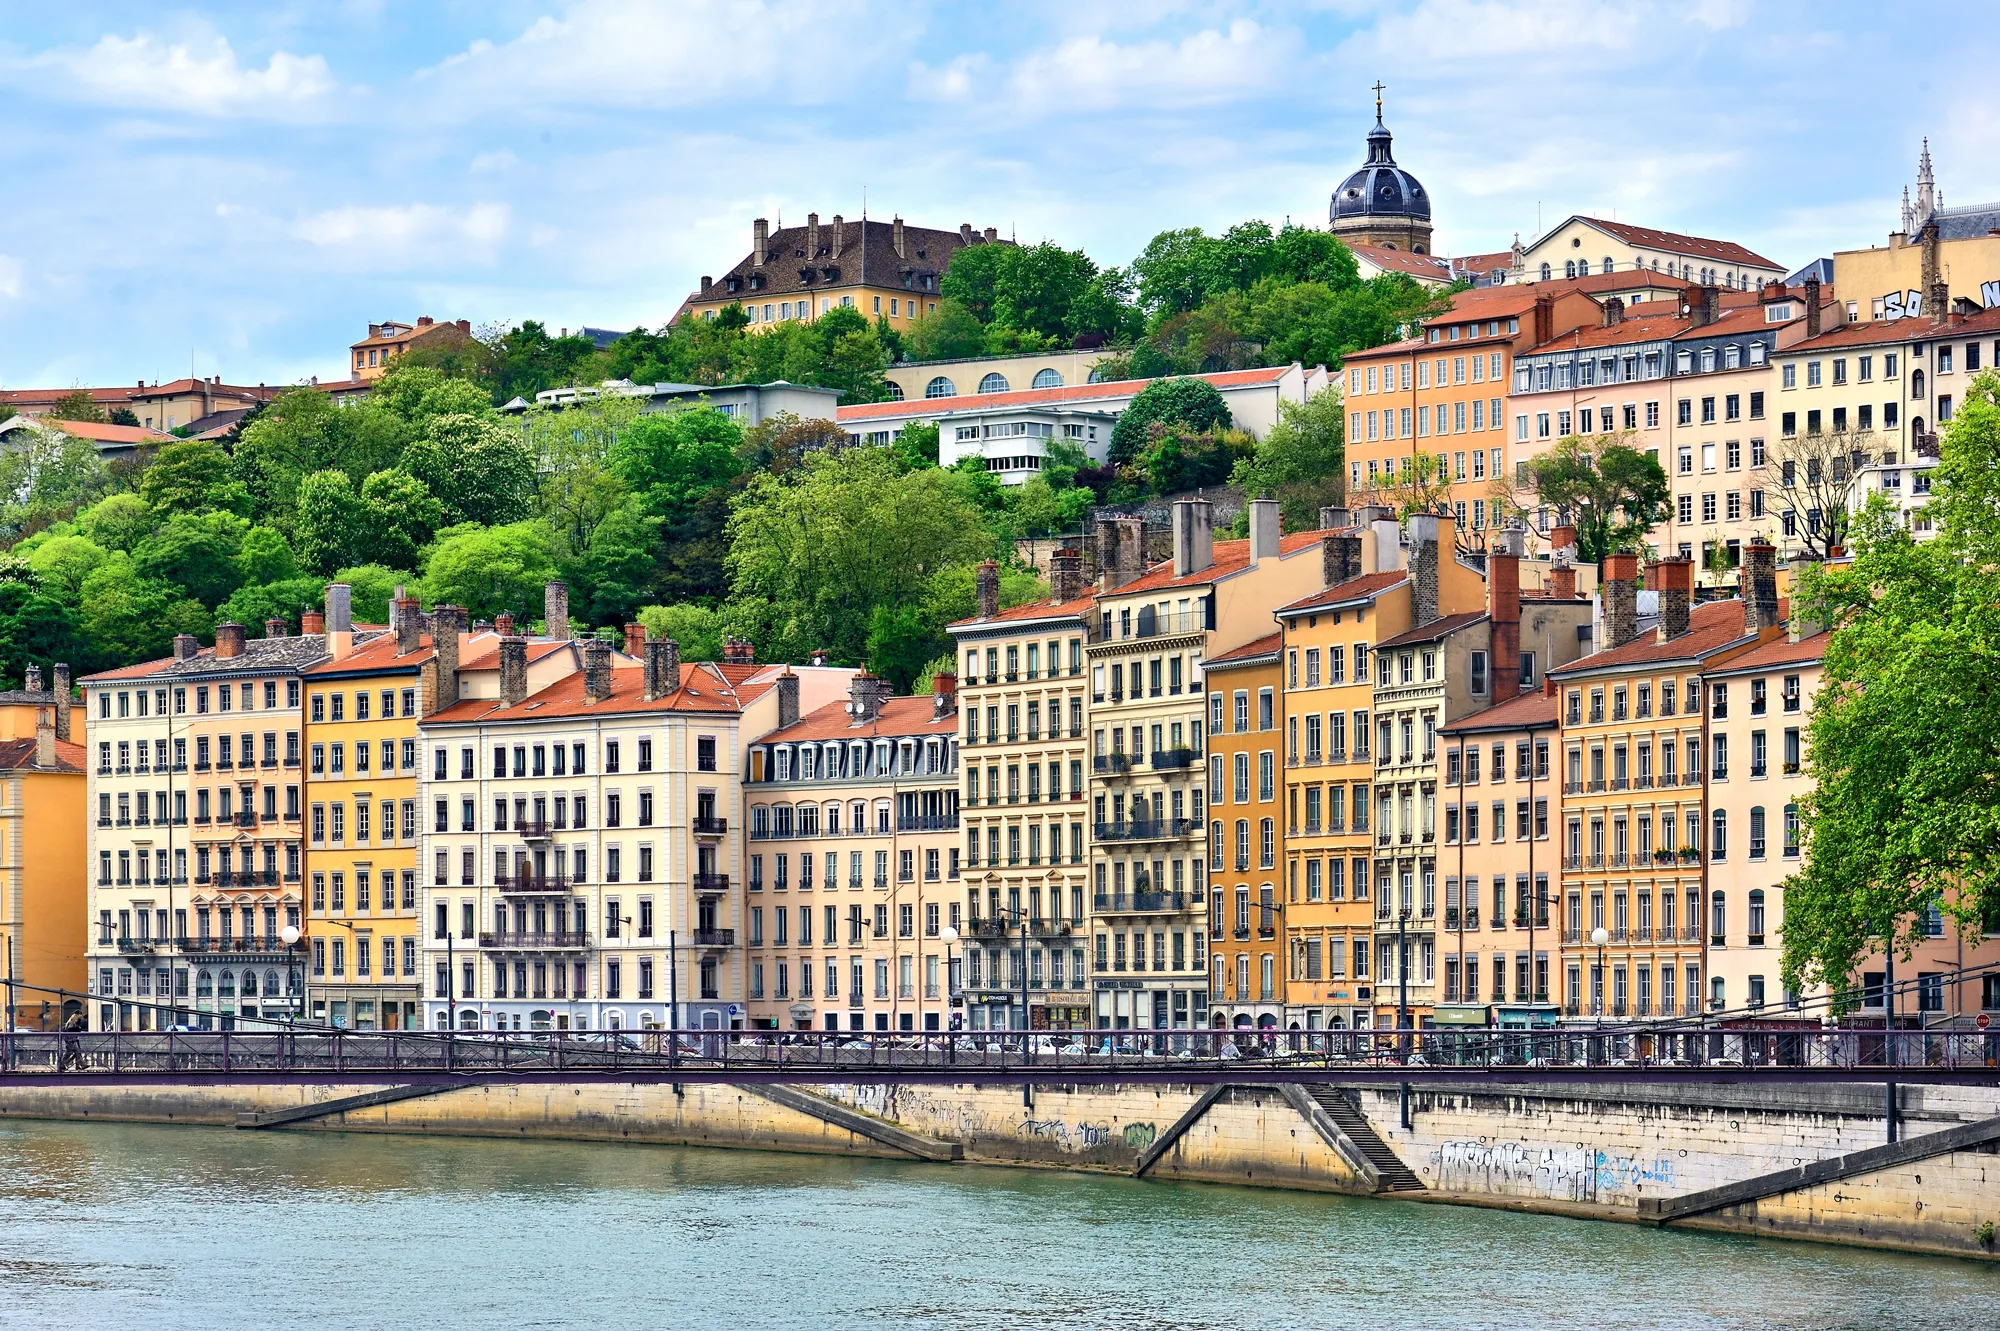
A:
479,931,590,949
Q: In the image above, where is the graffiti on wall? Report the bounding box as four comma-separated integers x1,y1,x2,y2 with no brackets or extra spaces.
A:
1433,1139,1676,1203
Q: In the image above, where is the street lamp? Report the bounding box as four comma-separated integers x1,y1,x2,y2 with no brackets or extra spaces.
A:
939,924,960,1031
1396,907,1412,1034
279,923,304,1025
1590,925,1609,1020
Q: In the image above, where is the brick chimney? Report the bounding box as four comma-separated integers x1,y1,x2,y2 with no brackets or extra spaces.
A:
643,636,681,701
395,596,423,656
215,623,247,660
1804,273,1822,337
932,670,957,719
1602,296,1625,327
1651,557,1693,640
1547,524,1579,600
1172,498,1214,578
1406,513,1442,626
264,617,287,639
23,664,40,694
1488,525,1524,701
1095,516,1145,590
494,610,515,637
1601,553,1640,649
582,638,613,705
777,668,800,728
1050,548,1085,603
430,605,466,711
1534,293,1555,345
173,633,201,662
1743,541,1781,634
53,663,70,741
623,623,646,658
499,636,528,708
975,560,1000,619
544,581,569,642
849,672,891,722
753,217,768,267
723,636,756,664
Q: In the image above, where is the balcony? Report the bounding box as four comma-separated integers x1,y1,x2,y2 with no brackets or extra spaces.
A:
1092,890,1187,914
1093,753,1133,775
896,814,959,832
479,931,590,950
1092,818,1198,843
692,872,730,896
235,812,258,829
517,820,552,841
1031,920,1073,938
1150,748,1198,771
495,871,572,893
691,928,736,948
115,938,155,954
692,814,728,837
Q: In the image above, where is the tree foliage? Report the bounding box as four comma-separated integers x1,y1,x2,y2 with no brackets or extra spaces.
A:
1525,434,1671,564
1109,377,1233,465
1232,386,1347,530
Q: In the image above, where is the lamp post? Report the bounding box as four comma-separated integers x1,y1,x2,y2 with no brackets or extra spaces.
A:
1396,907,1411,1034
1591,925,1609,1021
939,924,960,1032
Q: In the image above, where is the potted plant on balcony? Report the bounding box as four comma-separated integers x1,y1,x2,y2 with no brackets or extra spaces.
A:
1677,845,1701,863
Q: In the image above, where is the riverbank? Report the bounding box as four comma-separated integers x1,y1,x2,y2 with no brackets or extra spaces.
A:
1,1075,1995,1263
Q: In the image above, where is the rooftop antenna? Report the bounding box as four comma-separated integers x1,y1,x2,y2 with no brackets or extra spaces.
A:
861,185,866,221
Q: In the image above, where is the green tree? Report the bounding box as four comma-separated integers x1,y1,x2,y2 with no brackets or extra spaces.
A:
331,564,411,625
232,389,409,520
637,603,732,662
419,522,559,621
1137,424,1256,497
293,470,369,576
27,535,109,601
369,363,495,426
0,431,115,541
217,576,325,634
1781,372,2000,994
1526,435,1671,564
357,468,444,570
610,407,744,524
1108,377,1233,465
398,413,535,527
75,493,157,552
235,525,300,585
1232,386,1347,530
139,440,250,516
890,420,940,471
738,411,849,475
77,558,211,669
518,393,643,556
902,299,988,361
0,581,88,687
45,388,107,424
571,497,663,626
132,510,250,607
938,243,1009,322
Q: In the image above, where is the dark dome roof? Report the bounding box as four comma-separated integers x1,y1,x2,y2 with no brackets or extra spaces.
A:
1331,120,1429,225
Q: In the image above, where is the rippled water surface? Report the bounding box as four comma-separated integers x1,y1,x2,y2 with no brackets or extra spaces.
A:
0,1119,1995,1329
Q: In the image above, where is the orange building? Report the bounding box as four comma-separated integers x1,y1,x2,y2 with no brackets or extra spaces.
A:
0,669,86,1029
350,317,473,380
1203,633,1285,1028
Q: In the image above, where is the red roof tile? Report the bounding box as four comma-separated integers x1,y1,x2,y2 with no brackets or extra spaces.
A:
761,693,959,744
1275,570,1407,616
1578,218,1781,270
426,661,780,725
34,418,174,445
1348,242,1453,281
1788,304,2000,354
1707,629,1828,675
1522,309,1693,355
1374,611,1488,651
1550,599,1754,676
949,592,1095,631
1107,531,1324,599
0,738,87,773
1206,632,1282,667
1440,690,1558,735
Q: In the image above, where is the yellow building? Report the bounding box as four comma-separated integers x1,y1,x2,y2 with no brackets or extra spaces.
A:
349,317,472,380
1834,142,2000,324
680,213,1004,331
1202,633,1285,1028
0,669,86,1029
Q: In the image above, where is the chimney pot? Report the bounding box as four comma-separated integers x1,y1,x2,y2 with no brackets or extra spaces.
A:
1318,506,1350,532
753,217,769,267
1172,499,1215,578
1406,513,1443,626
643,636,681,701
623,623,646,659
1804,273,1822,337
325,581,353,633
499,636,528,708
1601,553,1640,648
264,617,287,639
494,610,515,637
975,560,1000,619
23,665,41,694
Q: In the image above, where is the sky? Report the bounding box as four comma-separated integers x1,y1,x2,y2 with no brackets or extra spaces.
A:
1,0,1994,392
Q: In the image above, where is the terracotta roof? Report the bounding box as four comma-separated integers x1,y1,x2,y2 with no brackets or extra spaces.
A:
0,737,86,773
1439,690,1558,735
1521,309,1693,356
1573,218,1781,270
1347,242,1453,281
949,592,1094,631
760,693,959,745
1275,570,1407,617
1706,628,1829,675
1549,599,1754,676
1373,611,1488,651
838,365,1295,423
425,661,779,725
1206,632,1282,667
1107,531,1324,598
130,379,274,402
1787,304,2000,354
685,217,994,309
350,321,468,351
80,654,178,683
1674,302,1807,340
1452,251,1514,274
304,630,452,676
0,385,140,409
1339,334,1429,362
457,639,577,673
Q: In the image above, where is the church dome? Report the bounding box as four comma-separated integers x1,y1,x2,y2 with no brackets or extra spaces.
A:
1331,118,1430,226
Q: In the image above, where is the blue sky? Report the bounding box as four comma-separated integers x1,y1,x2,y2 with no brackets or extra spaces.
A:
0,1,1992,391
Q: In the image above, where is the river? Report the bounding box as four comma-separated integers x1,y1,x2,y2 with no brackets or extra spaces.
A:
0,1119,1994,1329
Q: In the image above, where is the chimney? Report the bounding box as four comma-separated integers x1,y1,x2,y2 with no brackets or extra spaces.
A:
1488,525,1525,702
1804,273,1822,337
325,582,353,660
1050,548,1085,603
53,663,70,741
418,315,433,327
849,672,890,722
1601,552,1640,649
810,648,828,667
623,623,646,658
1602,296,1625,327
1653,556,1693,640
893,216,905,258
777,669,801,728
1743,542,1781,634
499,637,528,708
984,226,998,243
456,319,471,333
23,664,40,694
959,223,973,244
494,610,515,637
1172,499,1215,578
807,212,820,254
35,705,54,770
932,670,957,719
544,581,570,641
1322,530,1363,587
643,636,681,701
395,596,422,656
753,217,768,266
1095,516,1145,590
1534,293,1555,345
1929,278,1950,328
265,617,287,639
582,638,613,705
1359,505,1401,574
722,636,756,664
975,560,1000,619
1247,498,1280,565
430,605,466,711
831,215,843,258
1319,506,1350,532
214,622,246,659
1406,513,1441,626
1548,524,1579,600
173,633,201,662
701,275,712,294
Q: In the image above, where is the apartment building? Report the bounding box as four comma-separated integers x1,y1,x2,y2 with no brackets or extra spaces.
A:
82,624,326,1031
0,670,86,1029
1436,689,1560,1027
946,553,1094,1032
1203,633,1284,1028
1277,510,1408,1032
1548,550,1785,1023
742,674,962,1033
1087,501,1324,1031
419,635,845,1033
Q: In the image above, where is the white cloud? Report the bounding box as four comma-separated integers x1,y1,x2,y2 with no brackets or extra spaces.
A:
292,202,512,263
999,19,1281,111
22,31,337,116
0,255,21,301
470,149,522,174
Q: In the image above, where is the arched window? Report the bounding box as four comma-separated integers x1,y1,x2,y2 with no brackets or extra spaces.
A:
196,969,213,998
460,1009,480,1030
1031,368,1063,389
1710,890,1727,942
886,381,905,401
1748,889,1766,942
1564,260,1576,278
978,372,1010,394
263,969,280,997
924,376,956,399
1540,263,1552,281
1602,257,1613,274
1085,366,1104,384
218,971,236,999
1711,808,1727,860
1912,369,1925,399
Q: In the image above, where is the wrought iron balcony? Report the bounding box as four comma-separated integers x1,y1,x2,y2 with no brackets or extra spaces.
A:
690,928,736,948
692,872,730,895
479,931,591,950
692,814,728,837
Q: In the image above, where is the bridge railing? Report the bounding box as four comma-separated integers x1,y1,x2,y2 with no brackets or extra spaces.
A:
4,1024,1997,1077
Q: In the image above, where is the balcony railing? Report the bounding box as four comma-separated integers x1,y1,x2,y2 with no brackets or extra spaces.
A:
692,815,728,837
495,872,571,893
516,820,552,840
1091,890,1188,914
1092,818,1199,842
1150,748,1198,770
1092,753,1133,775
693,872,730,895
691,928,736,948
479,931,590,950
896,814,959,832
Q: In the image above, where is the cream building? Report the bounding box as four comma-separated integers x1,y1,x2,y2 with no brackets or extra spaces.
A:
1834,142,2000,324
1518,216,1784,293
882,350,1117,405
742,675,962,1033
946,555,1096,1033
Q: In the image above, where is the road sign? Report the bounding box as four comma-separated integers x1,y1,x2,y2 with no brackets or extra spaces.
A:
1978,1012,1991,1031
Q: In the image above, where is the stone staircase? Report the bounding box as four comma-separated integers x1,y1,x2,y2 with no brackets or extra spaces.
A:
1307,1086,1424,1193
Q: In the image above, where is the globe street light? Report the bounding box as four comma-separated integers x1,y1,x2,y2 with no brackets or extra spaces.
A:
1590,925,1609,1020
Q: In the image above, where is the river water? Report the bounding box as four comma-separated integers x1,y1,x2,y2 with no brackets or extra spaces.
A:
0,1120,1994,1330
